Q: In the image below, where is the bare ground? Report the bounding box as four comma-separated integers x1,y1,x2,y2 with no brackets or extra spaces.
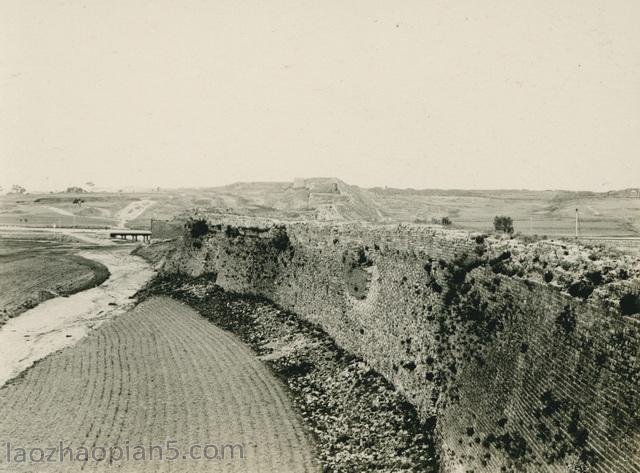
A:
0,246,155,387
0,296,320,473
140,274,439,472
0,241,110,325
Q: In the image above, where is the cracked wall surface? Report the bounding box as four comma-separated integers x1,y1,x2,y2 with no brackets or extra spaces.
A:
158,214,640,472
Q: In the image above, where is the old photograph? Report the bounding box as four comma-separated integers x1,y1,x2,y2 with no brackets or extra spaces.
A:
1,1,639,471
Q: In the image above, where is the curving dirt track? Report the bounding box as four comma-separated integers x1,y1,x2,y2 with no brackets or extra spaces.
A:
0,296,320,473
115,200,155,228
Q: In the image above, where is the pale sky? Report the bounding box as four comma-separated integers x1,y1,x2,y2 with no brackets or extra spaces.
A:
1,0,639,192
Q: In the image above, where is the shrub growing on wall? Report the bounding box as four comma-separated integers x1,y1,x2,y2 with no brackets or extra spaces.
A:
188,218,209,239
620,293,640,316
494,216,514,234
270,226,291,252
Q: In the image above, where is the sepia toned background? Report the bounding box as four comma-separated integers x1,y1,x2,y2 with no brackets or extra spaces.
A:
1,0,639,192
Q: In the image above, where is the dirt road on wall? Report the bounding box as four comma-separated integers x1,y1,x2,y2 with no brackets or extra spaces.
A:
0,296,319,473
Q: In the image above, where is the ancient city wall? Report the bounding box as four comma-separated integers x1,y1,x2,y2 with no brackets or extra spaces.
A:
150,218,184,240
160,215,640,473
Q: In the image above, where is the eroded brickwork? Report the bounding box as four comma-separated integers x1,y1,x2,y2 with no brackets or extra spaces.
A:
160,215,640,472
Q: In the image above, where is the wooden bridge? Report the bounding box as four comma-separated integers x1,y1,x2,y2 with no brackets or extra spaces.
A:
109,229,151,242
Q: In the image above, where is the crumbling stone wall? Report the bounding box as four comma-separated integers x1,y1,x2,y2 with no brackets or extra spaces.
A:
161,215,640,473
150,218,184,240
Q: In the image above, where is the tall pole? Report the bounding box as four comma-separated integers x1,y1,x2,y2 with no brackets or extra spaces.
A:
575,208,579,238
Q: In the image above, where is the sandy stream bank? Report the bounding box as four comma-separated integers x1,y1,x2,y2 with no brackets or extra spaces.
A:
0,245,155,387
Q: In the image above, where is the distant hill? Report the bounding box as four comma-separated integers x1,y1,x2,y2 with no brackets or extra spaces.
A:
1,179,638,237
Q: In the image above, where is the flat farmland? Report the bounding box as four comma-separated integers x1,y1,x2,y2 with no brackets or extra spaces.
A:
451,216,637,237
0,296,319,473
370,190,640,237
0,194,150,229
2,181,638,237
0,236,109,324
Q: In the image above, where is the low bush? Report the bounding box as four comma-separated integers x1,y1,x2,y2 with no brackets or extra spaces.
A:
188,218,209,239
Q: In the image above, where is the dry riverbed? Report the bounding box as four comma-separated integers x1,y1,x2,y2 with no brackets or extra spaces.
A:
0,237,110,324
0,234,155,387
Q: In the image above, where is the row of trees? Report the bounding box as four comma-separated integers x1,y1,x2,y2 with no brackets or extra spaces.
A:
4,182,96,194
9,184,26,194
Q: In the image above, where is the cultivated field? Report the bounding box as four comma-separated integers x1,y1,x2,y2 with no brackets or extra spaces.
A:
369,189,640,237
0,235,109,324
0,296,319,472
0,193,158,229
